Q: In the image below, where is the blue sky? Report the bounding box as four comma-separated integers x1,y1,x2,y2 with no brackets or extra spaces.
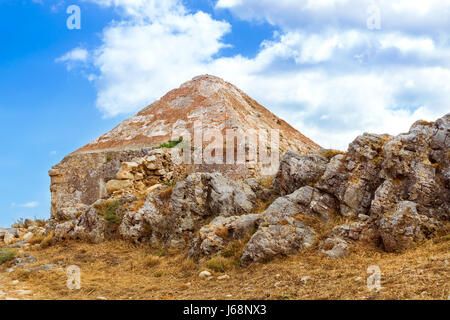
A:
0,0,449,227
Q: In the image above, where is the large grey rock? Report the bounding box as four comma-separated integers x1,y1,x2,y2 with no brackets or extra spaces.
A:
240,186,337,266
316,133,392,217
190,214,261,257
274,151,328,196
240,222,315,267
379,201,442,252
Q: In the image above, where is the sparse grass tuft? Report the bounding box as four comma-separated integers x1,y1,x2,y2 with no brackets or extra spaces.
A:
206,256,233,273
144,255,161,268
317,148,345,159
40,231,54,248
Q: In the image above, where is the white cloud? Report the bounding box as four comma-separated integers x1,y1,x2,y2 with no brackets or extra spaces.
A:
56,48,89,70
56,48,89,62
11,201,40,208
59,0,450,149
215,0,450,33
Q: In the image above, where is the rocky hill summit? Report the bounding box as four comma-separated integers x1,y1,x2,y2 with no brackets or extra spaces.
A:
76,75,318,154
1,75,448,270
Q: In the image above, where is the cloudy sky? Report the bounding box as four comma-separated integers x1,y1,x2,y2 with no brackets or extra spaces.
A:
0,0,449,226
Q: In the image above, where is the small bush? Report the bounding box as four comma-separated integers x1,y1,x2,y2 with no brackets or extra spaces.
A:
11,269,30,280
156,186,174,201
154,249,167,257
158,137,183,149
40,231,54,248
0,251,16,265
154,271,163,277
28,234,44,245
144,255,161,268
95,200,122,224
206,257,232,273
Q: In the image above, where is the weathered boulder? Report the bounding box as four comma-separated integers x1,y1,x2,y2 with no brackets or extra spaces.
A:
51,196,136,243
273,152,328,196
316,133,392,217
371,115,450,222
240,222,315,267
0,228,19,239
3,232,16,245
119,185,177,246
190,214,261,257
240,186,338,266
379,201,442,252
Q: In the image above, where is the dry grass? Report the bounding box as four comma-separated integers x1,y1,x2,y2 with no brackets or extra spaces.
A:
143,255,161,268
317,149,346,160
0,238,448,300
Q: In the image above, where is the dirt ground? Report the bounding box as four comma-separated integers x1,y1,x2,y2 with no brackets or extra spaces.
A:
0,236,448,300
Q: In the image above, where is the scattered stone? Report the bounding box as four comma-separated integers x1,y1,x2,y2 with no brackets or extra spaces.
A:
358,214,370,221
23,232,33,242
16,289,32,296
3,232,15,245
301,276,310,283
217,275,230,280
199,271,212,279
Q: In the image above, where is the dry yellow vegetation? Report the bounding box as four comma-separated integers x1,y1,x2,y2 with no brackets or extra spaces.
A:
0,237,448,300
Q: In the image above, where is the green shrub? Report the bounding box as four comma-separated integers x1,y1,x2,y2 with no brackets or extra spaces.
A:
95,200,122,224
0,251,16,265
157,137,183,149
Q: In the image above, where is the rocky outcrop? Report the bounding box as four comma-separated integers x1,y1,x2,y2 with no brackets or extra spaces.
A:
120,172,258,249
45,108,449,267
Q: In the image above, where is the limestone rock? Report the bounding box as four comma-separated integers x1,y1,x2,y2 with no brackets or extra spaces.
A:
3,232,15,245
379,201,442,252
106,179,133,193
239,186,335,266
273,152,328,196
190,214,261,257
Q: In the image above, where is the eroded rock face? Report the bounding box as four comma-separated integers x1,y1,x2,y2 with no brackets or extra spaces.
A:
119,172,259,249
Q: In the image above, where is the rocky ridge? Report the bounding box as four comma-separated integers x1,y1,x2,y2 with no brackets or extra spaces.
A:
1,113,443,268
1,75,448,268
